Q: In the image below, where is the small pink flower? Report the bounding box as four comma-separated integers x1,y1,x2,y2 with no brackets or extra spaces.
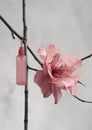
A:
34,44,82,104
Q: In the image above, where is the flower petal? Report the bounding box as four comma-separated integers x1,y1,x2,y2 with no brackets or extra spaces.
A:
62,54,82,68
66,85,77,95
61,76,76,88
45,44,60,63
38,44,47,61
51,54,63,68
71,71,81,82
43,63,48,75
47,44,60,57
43,54,63,79
51,78,65,89
34,71,52,97
52,84,62,104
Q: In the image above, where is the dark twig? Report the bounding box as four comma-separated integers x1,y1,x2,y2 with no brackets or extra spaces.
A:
27,65,38,71
0,15,43,68
81,54,92,61
22,0,28,130
73,95,92,103
27,46,43,68
78,81,86,87
11,32,15,39
0,15,23,39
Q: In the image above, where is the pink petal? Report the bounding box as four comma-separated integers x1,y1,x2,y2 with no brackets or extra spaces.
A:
51,71,79,89
38,44,47,61
43,63,48,75
66,85,77,95
47,44,60,57
61,76,76,88
52,84,62,104
71,71,81,82
34,71,52,97
62,54,82,68
43,62,53,77
45,44,60,63
43,54,63,79
43,62,54,79
51,54,63,68
51,78,65,89
60,69,80,86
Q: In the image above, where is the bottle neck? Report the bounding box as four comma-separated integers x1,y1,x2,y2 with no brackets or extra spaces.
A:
18,41,25,56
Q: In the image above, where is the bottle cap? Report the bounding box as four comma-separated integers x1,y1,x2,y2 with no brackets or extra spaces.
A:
18,41,25,56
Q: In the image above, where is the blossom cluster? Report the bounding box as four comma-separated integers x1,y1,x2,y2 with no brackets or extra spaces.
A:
34,44,82,104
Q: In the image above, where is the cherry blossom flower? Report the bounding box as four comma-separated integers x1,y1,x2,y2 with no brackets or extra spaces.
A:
34,44,82,104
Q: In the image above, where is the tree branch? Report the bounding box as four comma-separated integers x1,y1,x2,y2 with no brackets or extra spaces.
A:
27,65,38,71
73,95,92,103
0,15,23,39
81,54,92,61
78,81,86,87
11,31,15,39
27,46,43,68
0,15,43,68
22,0,28,130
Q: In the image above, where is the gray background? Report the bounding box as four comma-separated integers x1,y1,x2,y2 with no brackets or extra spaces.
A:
0,0,92,130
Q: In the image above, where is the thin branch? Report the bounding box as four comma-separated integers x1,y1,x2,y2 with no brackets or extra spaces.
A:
81,53,92,61
27,65,38,71
0,15,43,68
0,15,23,39
73,95,92,103
78,81,86,87
11,32,15,39
27,46,43,68
22,0,28,130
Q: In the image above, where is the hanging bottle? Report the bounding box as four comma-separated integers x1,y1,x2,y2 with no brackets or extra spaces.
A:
16,41,27,85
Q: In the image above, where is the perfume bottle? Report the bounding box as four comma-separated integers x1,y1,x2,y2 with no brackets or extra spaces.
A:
16,41,27,85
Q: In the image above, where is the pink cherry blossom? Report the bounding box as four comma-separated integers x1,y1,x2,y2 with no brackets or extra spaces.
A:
34,44,82,104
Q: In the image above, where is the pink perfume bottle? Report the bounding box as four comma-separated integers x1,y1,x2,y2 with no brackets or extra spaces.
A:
16,41,27,85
